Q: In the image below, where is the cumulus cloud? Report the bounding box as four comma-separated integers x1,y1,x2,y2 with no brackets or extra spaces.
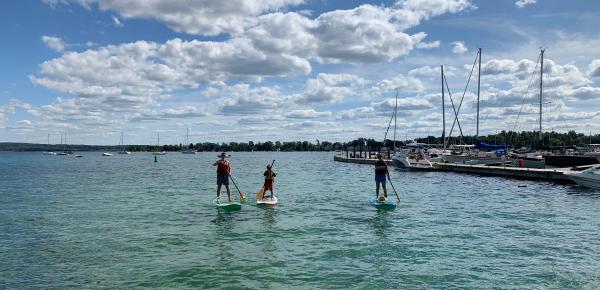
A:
451,41,467,54
46,0,304,36
285,109,331,119
336,107,376,120
298,73,368,104
515,0,536,8
416,40,440,49
131,106,207,121
41,35,66,52
372,75,424,96
212,84,292,115
587,59,600,78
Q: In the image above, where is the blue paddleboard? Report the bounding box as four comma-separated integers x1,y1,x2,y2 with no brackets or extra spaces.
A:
371,196,397,208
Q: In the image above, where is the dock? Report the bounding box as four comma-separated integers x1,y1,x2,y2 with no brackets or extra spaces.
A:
333,155,576,183
333,155,393,166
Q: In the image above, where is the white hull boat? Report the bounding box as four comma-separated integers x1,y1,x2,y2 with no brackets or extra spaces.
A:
565,166,600,190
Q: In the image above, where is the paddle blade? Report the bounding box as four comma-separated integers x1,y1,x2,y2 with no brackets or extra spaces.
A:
256,188,264,200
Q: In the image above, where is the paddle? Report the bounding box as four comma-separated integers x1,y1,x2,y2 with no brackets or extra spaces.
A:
387,175,401,203
256,159,276,200
228,175,245,201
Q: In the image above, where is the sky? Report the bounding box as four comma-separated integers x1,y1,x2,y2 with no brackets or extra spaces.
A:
1,0,600,145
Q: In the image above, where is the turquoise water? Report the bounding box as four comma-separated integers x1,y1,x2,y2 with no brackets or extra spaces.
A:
1,151,600,289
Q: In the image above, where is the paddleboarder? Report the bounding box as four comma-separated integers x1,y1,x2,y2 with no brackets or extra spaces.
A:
375,153,390,200
213,152,232,202
262,164,277,199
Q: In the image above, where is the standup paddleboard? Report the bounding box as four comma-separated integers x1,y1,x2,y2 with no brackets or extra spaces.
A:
370,196,396,208
256,196,278,206
213,199,242,210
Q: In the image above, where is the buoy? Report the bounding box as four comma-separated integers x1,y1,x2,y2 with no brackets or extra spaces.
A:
154,156,158,162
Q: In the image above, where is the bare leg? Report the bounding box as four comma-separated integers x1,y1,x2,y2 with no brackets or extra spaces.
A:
376,181,380,198
225,185,232,202
216,184,222,202
382,183,388,197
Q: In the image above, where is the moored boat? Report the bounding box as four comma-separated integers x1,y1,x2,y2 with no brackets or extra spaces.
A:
565,166,600,190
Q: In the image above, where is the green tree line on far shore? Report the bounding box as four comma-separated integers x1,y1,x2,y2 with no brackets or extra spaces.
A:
2,130,599,152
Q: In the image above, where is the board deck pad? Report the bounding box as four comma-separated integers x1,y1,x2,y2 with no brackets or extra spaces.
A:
370,196,397,208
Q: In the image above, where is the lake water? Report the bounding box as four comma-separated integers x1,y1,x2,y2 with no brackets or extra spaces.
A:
1,151,600,289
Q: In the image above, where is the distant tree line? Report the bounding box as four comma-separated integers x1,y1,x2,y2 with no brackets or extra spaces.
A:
2,131,599,152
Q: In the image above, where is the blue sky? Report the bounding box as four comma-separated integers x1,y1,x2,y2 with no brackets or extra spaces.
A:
1,0,600,145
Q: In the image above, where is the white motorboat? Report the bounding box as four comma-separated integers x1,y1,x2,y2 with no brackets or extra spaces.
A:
153,151,167,155
102,152,113,156
392,146,433,169
565,166,600,190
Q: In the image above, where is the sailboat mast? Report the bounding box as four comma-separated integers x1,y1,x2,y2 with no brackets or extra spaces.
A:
539,49,545,143
476,48,481,139
393,90,398,149
441,65,446,149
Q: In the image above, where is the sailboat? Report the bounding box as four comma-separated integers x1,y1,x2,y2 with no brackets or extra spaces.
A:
181,127,196,154
57,133,68,155
43,133,57,155
153,132,167,155
117,132,131,154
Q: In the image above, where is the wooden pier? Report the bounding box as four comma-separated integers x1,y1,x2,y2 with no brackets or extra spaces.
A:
333,155,576,183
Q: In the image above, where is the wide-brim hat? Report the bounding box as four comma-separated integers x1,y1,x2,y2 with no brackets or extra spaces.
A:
218,152,230,158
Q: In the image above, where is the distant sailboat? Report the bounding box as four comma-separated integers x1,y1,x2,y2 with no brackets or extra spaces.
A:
153,133,167,155
117,132,131,154
57,133,68,155
43,133,57,155
182,127,196,154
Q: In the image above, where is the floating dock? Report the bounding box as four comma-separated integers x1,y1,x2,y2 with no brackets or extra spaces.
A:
333,155,576,183
333,155,393,165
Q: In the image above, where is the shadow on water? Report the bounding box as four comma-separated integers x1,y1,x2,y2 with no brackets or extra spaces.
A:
211,208,241,230
371,208,395,240
257,205,277,225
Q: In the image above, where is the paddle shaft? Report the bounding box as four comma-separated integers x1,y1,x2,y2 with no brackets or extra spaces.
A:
387,175,400,202
228,174,244,197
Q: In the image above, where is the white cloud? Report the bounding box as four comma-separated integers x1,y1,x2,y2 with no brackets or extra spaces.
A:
47,0,304,36
515,0,536,8
451,41,467,54
41,35,65,52
372,75,424,96
131,106,207,121
416,40,440,49
112,15,123,27
336,106,376,120
285,109,331,119
587,59,600,78
299,73,368,104
212,84,292,115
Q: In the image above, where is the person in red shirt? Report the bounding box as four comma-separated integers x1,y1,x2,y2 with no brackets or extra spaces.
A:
213,152,232,202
